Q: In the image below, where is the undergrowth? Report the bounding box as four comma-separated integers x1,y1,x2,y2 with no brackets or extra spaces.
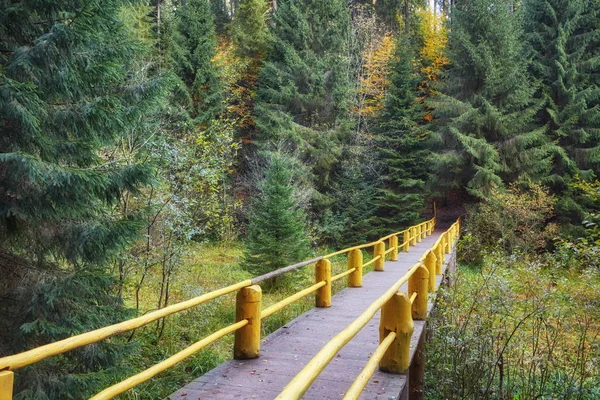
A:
425,254,600,399
113,242,374,399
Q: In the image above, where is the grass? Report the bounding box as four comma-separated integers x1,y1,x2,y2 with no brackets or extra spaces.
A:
114,241,376,399
425,252,600,399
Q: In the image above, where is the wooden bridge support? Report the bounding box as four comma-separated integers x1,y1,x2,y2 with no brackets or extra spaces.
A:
408,265,429,320
348,249,363,287
390,235,399,261
374,241,385,271
234,285,262,359
379,293,414,374
0,371,13,400
315,259,332,308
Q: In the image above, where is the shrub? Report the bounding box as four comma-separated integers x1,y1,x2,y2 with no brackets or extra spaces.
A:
459,182,557,266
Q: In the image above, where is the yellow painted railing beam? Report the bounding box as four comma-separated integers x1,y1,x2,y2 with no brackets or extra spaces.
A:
0,279,252,371
90,319,249,400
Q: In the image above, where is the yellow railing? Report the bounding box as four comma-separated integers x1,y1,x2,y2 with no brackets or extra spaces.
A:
275,218,461,400
0,217,443,400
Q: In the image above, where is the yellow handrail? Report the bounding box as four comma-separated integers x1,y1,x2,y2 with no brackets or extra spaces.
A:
261,281,326,319
275,262,422,399
0,279,252,371
343,331,397,400
0,215,444,400
90,319,249,400
276,219,461,400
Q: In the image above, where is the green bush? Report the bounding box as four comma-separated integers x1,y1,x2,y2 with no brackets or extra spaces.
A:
459,182,557,266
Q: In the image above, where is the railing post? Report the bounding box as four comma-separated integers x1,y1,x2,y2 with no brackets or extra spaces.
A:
234,285,262,359
379,293,414,374
403,231,410,252
348,249,363,287
315,259,331,307
374,241,385,271
421,224,426,240
424,250,437,292
435,242,443,274
444,233,451,254
0,371,13,400
410,227,417,246
409,264,429,320
416,225,422,243
390,235,399,261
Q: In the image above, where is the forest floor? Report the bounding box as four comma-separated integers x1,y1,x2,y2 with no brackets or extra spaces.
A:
117,242,375,399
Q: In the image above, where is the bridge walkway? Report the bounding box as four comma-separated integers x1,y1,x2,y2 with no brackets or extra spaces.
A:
167,231,449,400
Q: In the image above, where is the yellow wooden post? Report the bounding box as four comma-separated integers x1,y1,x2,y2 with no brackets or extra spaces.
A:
421,224,426,240
315,259,331,308
410,227,417,246
408,264,429,320
416,225,422,243
424,250,437,292
435,242,443,274
234,285,262,359
390,235,399,261
348,249,363,287
445,232,451,254
374,241,385,271
379,293,414,373
403,231,410,252
0,371,13,400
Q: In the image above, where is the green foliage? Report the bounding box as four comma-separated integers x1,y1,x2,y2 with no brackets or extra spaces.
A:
175,0,223,123
254,0,354,214
428,0,553,199
459,182,557,266
241,155,310,276
524,0,600,223
231,0,270,59
426,258,600,399
369,40,428,237
555,177,600,269
0,0,165,397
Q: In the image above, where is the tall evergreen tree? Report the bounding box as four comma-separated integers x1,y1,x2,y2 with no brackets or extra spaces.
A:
370,41,428,236
524,0,600,221
0,0,163,397
175,0,223,123
254,0,354,213
231,0,270,59
428,0,552,199
241,155,310,276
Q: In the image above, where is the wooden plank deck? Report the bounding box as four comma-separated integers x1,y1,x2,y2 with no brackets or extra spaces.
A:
167,231,449,400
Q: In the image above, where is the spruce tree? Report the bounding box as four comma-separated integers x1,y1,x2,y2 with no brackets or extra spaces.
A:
524,0,600,221
428,0,552,199
241,155,310,276
254,0,353,212
231,0,270,59
0,0,163,397
370,41,428,236
175,0,223,124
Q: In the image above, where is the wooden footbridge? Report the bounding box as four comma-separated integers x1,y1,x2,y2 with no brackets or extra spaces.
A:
0,218,460,400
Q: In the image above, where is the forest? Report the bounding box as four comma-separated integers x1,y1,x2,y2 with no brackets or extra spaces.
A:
0,0,599,398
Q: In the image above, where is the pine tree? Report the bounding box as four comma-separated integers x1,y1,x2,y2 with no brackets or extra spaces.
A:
428,0,552,199
0,0,163,397
370,41,428,236
524,0,600,221
175,0,223,124
231,0,270,59
241,155,310,276
254,0,353,212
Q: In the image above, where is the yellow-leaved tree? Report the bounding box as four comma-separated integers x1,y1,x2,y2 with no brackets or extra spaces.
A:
417,9,448,121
